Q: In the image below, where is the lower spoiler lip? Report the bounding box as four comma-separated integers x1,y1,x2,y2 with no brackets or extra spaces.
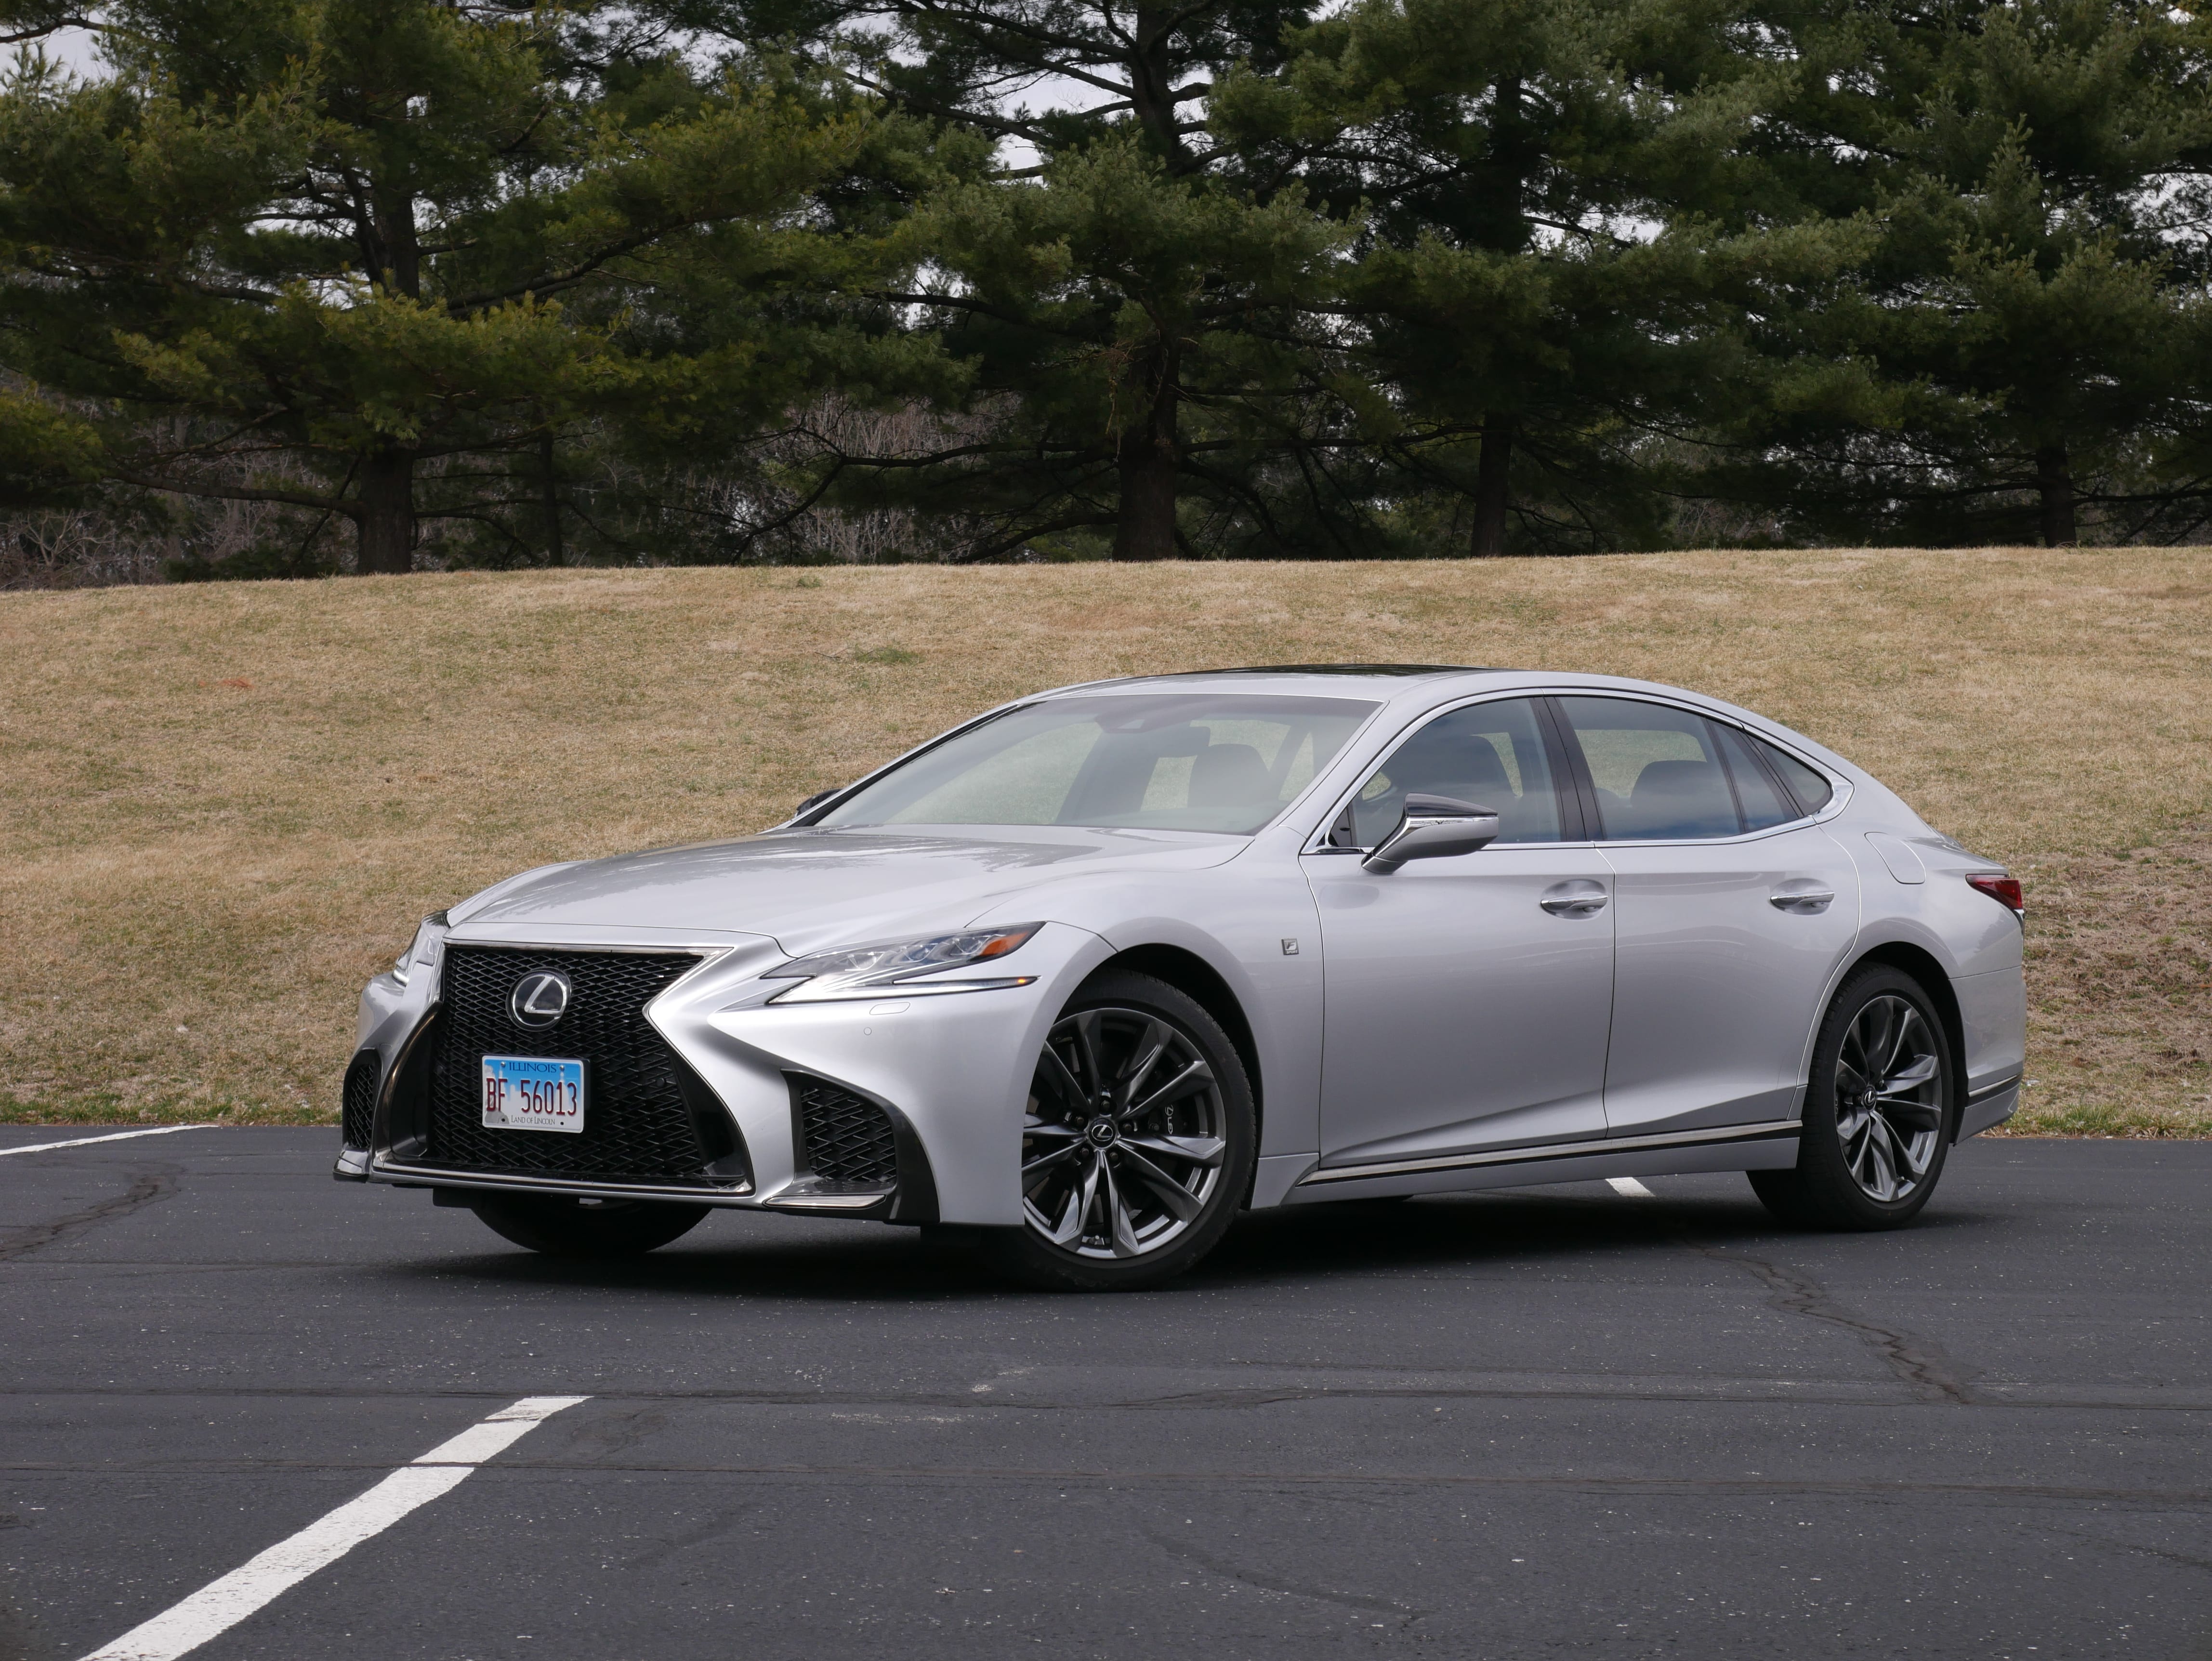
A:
367,1160,754,1204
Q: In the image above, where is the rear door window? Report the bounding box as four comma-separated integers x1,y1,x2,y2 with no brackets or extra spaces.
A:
1554,696,1741,840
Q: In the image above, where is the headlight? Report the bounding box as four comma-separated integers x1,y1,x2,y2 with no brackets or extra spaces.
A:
765,924,1041,1004
391,910,449,988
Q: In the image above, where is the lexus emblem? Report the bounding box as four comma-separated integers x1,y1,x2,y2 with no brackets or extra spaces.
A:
508,970,572,1030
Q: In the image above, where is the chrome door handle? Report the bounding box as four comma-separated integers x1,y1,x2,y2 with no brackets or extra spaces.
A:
1769,888,1835,913
1540,891,1608,916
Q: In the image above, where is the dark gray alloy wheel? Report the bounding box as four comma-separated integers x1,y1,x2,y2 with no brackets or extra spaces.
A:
984,970,1256,1291
468,1191,709,1257
1751,965,1956,1230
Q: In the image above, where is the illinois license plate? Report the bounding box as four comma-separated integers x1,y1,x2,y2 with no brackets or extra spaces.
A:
480,1055,585,1133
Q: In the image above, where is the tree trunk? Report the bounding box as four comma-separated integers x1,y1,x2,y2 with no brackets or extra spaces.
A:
355,450,416,574
1112,349,1180,562
540,431,564,565
2035,444,2076,547
1471,415,1514,556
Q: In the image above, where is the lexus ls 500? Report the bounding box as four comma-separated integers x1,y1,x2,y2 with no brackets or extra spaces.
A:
338,668,2026,1289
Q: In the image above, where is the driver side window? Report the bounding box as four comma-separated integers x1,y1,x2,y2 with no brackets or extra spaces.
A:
1335,699,1565,847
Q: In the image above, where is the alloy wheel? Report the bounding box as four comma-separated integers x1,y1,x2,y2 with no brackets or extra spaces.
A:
1833,993,1944,1202
1021,1006,1227,1260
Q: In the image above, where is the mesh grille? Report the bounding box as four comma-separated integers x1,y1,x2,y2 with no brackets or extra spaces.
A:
794,1076,899,1186
423,947,719,1184
341,1051,381,1151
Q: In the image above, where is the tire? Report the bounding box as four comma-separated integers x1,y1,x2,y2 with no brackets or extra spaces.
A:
981,970,1257,1292
468,1192,709,1257
1750,965,1957,1231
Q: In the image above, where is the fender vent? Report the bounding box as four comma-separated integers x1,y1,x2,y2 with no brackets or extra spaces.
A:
792,1076,899,1186
341,1051,381,1151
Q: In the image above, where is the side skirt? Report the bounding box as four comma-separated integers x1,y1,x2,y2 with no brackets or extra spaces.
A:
1277,1122,1800,1206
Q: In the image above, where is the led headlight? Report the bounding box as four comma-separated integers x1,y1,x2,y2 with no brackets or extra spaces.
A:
390,910,449,988
765,924,1041,1003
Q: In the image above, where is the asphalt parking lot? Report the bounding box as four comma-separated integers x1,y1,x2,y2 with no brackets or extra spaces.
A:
2,1127,2206,1661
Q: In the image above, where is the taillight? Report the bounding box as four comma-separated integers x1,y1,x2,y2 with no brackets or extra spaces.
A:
1967,873,2024,915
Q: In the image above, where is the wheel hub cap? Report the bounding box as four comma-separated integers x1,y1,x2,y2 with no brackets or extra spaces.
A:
1084,1117,1118,1148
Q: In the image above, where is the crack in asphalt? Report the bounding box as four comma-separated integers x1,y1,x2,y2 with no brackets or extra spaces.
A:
1143,1526,1428,1618
0,1382,2196,1411
6,1461,2205,1506
2037,1526,2212,1576
1681,1240,1979,1404
0,1166,178,1265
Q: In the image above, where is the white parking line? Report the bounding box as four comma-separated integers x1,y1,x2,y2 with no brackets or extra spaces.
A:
76,1396,588,1661
0,1126,216,1159
1607,1176,1656,1198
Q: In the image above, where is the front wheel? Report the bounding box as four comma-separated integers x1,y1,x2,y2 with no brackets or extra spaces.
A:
1750,966,1957,1230
982,971,1256,1292
468,1192,709,1257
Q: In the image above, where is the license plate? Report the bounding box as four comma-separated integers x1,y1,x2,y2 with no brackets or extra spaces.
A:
480,1055,585,1134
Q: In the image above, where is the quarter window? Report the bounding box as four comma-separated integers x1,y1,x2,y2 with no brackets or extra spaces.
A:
1337,698,1564,847
1713,723,1795,831
1758,739,1834,816
1555,697,1741,840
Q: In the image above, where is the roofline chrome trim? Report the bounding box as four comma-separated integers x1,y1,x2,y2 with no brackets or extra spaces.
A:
1297,1119,1802,1186
1300,685,1852,853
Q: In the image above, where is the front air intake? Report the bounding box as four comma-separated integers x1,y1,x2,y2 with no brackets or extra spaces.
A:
790,1075,900,1186
341,1050,381,1150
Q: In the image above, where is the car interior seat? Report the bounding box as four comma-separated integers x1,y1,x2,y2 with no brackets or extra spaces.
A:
1616,758,1738,839
1188,742,1274,809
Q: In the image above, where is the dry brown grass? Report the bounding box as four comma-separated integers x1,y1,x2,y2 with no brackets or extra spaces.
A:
2,547,2207,1132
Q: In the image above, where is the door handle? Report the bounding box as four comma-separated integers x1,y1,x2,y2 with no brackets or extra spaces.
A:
1540,883,1608,917
1769,887,1835,913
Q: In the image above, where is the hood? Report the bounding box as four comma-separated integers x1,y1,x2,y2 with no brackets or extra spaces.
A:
449,825,1245,951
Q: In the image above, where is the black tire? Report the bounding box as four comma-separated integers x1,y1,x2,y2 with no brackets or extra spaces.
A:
1750,965,1957,1231
981,970,1256,1292
468,1192,709,1257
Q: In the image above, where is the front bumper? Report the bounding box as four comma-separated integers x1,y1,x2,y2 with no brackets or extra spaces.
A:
338,920,1107,1226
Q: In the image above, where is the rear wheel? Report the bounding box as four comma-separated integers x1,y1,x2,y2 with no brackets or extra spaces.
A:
982,971,1255,1292
468,1192,708,1257
1750,966,1956,1230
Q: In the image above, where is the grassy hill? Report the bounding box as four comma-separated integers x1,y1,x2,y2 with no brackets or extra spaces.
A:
3,547,2206,1136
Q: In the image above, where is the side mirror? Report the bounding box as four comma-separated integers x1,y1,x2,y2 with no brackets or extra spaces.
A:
1362,793,1500,874
794,789,842,817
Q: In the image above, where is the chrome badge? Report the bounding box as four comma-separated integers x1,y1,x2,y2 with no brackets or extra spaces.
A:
507,970,572,1030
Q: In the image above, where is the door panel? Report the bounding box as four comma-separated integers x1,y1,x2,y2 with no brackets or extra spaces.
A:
1595,827,1860,1134
1548,694,1862,1137
1306,846,1617,1164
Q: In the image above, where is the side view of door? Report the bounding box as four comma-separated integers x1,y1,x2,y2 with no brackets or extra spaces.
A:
1303,697,1617,1169
1544,695,1862,1140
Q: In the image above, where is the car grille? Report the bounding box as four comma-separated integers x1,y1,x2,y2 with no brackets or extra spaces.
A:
792,1075,899,1186
341,1050,381,1150
423,947,724,1185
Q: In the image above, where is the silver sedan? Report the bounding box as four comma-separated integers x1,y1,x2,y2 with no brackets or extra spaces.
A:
338,667,2027,1289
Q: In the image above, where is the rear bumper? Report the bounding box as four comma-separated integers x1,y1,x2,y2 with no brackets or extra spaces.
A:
1958,1075,2020,1141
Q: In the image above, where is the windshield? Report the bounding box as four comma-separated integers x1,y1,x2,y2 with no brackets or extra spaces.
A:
816,693,1379,835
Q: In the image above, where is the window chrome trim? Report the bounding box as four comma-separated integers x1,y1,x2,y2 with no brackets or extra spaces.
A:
1538,688,1853,849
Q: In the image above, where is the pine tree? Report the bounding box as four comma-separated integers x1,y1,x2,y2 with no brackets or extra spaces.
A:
668,0,1356,560
1698,0,2212,546
1213,0,1807,554
0,0,888,572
